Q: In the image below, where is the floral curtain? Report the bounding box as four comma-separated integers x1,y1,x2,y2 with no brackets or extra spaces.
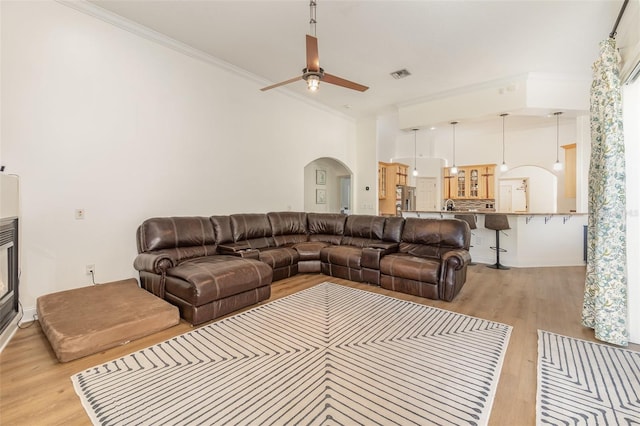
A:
582,38,628,346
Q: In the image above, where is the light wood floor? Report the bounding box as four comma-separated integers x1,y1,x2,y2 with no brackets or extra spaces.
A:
1,266,638,425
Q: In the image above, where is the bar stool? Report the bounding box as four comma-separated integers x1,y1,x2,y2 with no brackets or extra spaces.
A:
454,214,477,265
484,214,510,270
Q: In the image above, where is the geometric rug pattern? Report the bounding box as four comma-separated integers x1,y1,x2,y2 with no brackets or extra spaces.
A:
72,283,512,425
537,330,640,425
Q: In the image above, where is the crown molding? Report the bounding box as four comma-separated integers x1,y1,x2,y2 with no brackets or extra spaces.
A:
56,0,354,122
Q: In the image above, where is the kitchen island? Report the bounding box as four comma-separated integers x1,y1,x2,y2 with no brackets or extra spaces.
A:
402,211,588,267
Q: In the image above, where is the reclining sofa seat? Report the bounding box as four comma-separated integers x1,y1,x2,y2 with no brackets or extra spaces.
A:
292,213,347,273
215,213,301,281
135,217,272,325
379,217,471,301
320,214,396,283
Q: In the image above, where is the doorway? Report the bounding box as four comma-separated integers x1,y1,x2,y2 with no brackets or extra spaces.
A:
304,158,352,213
499,178,528,213
339,176,351,214
416,177,437,211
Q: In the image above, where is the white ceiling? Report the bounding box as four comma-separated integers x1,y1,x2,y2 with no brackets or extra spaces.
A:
88,0,622,121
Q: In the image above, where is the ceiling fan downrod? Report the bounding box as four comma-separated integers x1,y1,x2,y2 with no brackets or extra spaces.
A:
309,0,317,37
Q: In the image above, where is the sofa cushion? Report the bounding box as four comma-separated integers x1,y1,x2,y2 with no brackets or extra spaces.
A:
230,214,274,249
267,211,308,246
320,245,363,269
293,241,330,261
210,215,234,244
307,213,346,244
399,218,470,258
320,215,384,249
379,253,441,284
258,247,300,269
164,255,272,306
383,217,405,242
137,217,218,262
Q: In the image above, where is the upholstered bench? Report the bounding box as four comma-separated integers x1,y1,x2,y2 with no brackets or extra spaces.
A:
37,278,180,362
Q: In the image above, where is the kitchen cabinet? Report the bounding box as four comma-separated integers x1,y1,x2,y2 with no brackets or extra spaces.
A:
479,165,495,199
563,144,576,198
379,162,409,215
443,164,496,199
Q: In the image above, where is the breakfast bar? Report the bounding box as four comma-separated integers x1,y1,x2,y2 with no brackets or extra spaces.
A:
402,211,588,267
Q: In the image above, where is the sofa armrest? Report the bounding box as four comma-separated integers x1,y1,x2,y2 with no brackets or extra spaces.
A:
441,249,471,269
217,243,251,254
368,242,399,251
439,249,472,301
217,244,260,259
361,244,399,269
133,253,175,274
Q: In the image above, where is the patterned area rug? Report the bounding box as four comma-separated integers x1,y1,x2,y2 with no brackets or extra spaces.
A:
537,330,640,425
72,283,512,425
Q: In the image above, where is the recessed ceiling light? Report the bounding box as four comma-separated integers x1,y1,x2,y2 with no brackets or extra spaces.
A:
390,69,411,80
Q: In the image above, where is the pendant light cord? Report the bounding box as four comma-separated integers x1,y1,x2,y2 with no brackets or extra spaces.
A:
450,121,458,166
413,129,417,171
501,113,508,164
556,113,559,161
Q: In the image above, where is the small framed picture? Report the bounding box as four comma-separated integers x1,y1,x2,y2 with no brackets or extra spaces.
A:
316,189,326,204
316,169,326,185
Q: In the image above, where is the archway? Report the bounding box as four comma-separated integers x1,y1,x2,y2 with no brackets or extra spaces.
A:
304,158,352,213
500,165,558,213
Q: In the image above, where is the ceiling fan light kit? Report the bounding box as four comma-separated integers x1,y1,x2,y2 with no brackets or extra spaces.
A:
304,69,323,91
261,1,368,93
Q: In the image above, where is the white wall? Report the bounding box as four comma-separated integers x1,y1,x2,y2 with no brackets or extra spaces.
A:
356,117,378,213
0,1,363,314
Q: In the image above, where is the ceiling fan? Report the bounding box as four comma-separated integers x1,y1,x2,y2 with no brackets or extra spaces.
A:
260,1,368,93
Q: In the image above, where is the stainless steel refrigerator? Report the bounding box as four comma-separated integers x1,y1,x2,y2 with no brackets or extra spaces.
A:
395,185,416,215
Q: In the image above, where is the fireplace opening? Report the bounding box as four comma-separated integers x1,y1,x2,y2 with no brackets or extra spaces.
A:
0,218,19,334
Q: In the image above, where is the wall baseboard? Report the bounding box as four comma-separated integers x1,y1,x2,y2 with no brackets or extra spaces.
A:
0,315,20,353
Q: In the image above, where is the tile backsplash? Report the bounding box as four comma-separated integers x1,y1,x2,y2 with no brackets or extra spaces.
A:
443,199,495,211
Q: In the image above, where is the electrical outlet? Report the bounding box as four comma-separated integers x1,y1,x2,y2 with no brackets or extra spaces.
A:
86,264,95,275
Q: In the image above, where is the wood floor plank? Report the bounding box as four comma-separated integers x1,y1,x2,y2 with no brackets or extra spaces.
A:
1,266,637,425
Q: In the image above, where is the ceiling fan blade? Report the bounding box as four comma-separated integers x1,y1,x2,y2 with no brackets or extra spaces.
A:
260,76,303,91
306,35,320,72
323,73,369,92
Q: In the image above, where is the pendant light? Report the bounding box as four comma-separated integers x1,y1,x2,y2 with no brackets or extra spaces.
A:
499,113,509,172
412,128,419,176
450,121,458,175
553,112,563,171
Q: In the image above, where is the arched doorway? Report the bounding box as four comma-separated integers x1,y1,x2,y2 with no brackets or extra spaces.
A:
500,165,558,213
304,158,352,213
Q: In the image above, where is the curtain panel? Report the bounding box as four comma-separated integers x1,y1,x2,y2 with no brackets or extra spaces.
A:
582,39,628,346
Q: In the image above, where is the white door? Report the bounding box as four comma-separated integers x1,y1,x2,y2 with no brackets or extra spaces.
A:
416,177,437,211
499,185,513,212
513,179,528,212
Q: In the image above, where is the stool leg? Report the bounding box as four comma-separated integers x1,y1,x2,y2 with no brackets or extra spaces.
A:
487,230,510,270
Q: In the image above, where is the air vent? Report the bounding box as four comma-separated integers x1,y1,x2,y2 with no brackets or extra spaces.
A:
390,69,411,80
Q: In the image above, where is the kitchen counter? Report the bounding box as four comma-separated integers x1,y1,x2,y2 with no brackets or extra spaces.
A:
401,210,587,267
407,210,586,216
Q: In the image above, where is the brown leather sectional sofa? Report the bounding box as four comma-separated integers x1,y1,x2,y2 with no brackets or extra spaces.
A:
135,212,471,325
